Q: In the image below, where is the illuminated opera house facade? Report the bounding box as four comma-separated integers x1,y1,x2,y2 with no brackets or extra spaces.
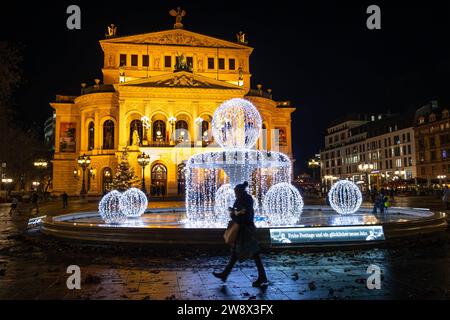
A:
51,16,295,196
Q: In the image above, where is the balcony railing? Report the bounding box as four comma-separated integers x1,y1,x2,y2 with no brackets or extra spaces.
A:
141,141,216,148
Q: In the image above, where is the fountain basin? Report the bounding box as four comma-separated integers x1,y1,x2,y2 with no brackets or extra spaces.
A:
37,206,447,248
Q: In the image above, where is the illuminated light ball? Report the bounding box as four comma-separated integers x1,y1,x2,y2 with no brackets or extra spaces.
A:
328,180,362,214
211,98,262,149
98,190,127,224
263,183,303,226
214,184,236,221
119,188,148,218
214,184,261,222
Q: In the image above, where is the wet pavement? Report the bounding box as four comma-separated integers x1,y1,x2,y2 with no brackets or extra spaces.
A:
0,196,449,300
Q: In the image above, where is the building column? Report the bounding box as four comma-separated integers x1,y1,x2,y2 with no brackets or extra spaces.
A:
118,99,127,149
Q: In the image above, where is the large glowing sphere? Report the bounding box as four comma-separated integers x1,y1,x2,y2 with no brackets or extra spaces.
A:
212,98,262,149
119,188,148,218
98,190,127,224
263,183,303,225
214,184,236,221
328,180,362,214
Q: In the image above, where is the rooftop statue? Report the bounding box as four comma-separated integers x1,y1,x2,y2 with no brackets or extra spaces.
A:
169,7,186,29
106,24,117,38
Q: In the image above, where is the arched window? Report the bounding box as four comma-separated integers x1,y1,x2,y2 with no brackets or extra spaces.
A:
88,122,95,151
102,167,113,194
129,119,143,146
103,120,115,149
151,163,167,196
175,120,188,142
177,163,186,195
153,120,166,142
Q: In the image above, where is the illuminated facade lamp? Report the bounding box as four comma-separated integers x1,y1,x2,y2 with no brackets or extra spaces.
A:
168,116,177,144
195,117,203,125
437,175,447,185
137,152,151,194
77,154,91,198
34,160,49,168
32,181,40,190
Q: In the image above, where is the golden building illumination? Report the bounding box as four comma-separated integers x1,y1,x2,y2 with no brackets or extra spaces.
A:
51,13,295,196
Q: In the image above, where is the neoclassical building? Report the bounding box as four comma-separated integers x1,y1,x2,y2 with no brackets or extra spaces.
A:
51,17,295,196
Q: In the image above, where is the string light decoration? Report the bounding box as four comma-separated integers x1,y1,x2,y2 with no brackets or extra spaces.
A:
328,180,362,214
185,150,291,224
262,183,303,226
185,98,293,226
119,187,148,218
211,98,262,149
98,190,127,224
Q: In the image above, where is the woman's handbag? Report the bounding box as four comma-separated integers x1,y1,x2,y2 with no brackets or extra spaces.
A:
224,221,240,246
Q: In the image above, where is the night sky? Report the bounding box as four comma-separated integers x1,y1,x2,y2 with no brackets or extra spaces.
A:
2,0,450,174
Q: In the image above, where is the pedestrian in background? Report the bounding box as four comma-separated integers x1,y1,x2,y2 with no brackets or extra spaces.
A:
9,198,20,215
442,186,450,210
62,191,68,209
30,192,39,215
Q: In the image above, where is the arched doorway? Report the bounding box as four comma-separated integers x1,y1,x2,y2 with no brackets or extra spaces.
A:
177,163,186,195
153,120,166,142
102,167,113,194
129,119,143,146
151,163,167,196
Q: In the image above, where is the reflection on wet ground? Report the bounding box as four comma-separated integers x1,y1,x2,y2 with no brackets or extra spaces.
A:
0,197,449,300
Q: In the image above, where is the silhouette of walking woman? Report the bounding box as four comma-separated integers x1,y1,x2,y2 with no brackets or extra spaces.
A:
213,181,268,287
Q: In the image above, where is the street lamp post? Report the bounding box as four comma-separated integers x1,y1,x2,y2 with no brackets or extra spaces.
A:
137,152,151,194
168,116,177,144
77,154,91,199
308,158,320,182
437,175,447,187
358,163,374,196
33,159,49,193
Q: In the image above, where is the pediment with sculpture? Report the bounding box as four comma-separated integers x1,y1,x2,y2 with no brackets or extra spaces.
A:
101,29,251,50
